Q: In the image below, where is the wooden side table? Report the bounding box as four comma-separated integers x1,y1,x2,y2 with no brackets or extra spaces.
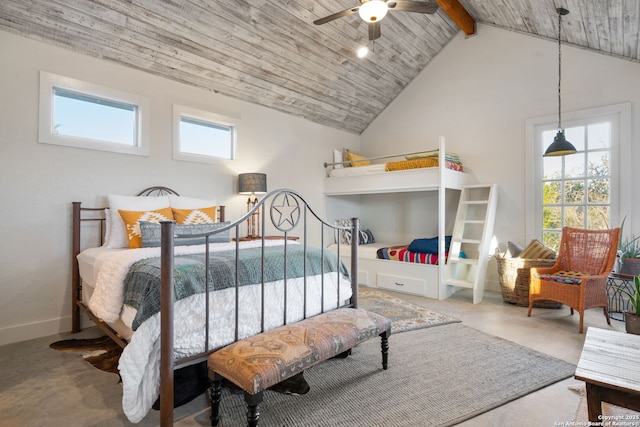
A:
575,327,640,422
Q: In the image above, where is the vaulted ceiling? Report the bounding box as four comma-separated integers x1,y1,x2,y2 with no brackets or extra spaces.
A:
1,1,639,134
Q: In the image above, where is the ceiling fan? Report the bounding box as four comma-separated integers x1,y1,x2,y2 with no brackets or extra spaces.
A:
313,0,439,40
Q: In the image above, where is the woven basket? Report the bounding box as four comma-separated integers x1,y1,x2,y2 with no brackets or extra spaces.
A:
496,256,562,308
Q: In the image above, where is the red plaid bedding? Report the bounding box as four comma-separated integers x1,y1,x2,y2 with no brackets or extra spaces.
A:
376,245,444,265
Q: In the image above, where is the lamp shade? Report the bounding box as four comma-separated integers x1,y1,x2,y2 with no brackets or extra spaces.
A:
544,130,577,157
358,0,388,23
238,173,267,194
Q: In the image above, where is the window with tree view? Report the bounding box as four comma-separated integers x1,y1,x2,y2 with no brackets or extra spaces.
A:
542,122,611,250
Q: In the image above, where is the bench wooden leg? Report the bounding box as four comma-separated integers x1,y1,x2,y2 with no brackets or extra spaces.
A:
244,391,263,427
209,373,223,426
380,330,390,370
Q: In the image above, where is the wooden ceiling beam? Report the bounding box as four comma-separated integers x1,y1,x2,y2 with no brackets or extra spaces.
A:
435,0,476,36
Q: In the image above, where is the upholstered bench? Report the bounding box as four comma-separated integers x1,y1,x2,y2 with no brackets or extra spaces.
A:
207,307,391,427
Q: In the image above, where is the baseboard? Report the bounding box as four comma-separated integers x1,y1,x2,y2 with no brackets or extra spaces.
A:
0,316,74,346
485,280,500,293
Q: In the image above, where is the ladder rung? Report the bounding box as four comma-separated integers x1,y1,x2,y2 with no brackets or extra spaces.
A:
457,238,481,244
449,258,478,265
446,278,474,288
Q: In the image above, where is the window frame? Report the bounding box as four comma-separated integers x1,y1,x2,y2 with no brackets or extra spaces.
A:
38,71,150,156
525,102,631,242
172,104,239,164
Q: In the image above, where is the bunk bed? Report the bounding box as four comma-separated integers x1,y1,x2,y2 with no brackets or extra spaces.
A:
71,187,358,425
323,137,468,300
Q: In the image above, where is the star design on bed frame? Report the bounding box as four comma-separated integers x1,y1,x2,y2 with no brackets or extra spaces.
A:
271,193,300,231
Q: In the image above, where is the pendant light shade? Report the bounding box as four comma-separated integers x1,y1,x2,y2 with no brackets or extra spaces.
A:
544,8,576,157
544,129,576,156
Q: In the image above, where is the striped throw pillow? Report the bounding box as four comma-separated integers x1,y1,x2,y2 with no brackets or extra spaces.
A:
519,239,556,259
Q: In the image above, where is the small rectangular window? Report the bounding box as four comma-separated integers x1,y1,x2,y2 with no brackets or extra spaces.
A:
173,104,238,163
53,88,137,145
39,71,149,156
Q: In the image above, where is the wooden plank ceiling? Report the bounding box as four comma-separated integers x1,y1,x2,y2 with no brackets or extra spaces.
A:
1,1,639,134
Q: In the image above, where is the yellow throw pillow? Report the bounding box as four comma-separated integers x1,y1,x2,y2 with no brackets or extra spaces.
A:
118,207,174,249
346,150,370,167
519,239,556,259
172,206,217,224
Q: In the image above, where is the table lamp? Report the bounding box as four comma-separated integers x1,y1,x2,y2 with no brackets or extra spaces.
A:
238,173,267,237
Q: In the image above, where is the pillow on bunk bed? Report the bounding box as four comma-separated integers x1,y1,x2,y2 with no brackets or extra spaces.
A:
343,149,370,167
407,236,452,254
333,149,344,169
139,221,231,247
334,219,375,245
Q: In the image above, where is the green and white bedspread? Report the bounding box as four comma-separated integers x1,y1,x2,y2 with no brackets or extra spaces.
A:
123,245,348,330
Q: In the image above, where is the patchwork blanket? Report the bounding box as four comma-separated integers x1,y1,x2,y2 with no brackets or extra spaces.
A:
377,245,443,265
123,246,347,329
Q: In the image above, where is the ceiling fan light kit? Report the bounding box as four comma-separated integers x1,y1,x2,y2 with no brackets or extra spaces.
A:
359,0,389,23
314,0,439,41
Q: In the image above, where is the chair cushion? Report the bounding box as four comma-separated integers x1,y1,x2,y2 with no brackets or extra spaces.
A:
537,270,590,285
208,308,391,394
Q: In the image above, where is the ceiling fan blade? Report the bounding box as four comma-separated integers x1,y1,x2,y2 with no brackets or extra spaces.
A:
313,7,359,25
368,21,381,40
387,1,439,14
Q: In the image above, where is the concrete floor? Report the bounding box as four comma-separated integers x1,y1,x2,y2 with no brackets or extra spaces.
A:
0,288,628,426
392,287,627,427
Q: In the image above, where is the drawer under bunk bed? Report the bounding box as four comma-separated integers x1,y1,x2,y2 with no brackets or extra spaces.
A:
328,243,443,299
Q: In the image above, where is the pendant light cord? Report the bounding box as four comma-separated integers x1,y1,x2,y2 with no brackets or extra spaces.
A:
557,9,564,131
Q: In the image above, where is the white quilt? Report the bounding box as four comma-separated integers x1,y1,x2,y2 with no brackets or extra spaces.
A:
83,241,352,423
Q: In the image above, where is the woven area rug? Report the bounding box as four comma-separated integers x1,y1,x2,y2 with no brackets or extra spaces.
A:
179,323,576,427
358,287,460,333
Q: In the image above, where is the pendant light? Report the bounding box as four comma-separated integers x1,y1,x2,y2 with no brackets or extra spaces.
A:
544,8,577,157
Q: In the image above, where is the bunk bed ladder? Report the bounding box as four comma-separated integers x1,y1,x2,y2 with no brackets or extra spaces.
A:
444,184,498,304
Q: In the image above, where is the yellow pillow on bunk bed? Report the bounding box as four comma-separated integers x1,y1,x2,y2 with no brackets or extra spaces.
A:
118,207,174,249
344,149,370,167
171,206,217,224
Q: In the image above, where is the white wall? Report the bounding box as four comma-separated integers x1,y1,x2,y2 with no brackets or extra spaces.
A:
362,24,640,292
0,31,360,345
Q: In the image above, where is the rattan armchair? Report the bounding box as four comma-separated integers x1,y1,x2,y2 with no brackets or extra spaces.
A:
528,227,620,333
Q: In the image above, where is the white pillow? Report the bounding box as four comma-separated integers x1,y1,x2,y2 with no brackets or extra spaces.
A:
168,194,218,209
105,194,171,249
333,149,344,169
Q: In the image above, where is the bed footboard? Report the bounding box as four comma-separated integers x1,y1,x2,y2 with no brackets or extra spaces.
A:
158,189,359,426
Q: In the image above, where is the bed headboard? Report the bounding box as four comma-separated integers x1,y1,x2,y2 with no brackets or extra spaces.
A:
70,186,225,334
